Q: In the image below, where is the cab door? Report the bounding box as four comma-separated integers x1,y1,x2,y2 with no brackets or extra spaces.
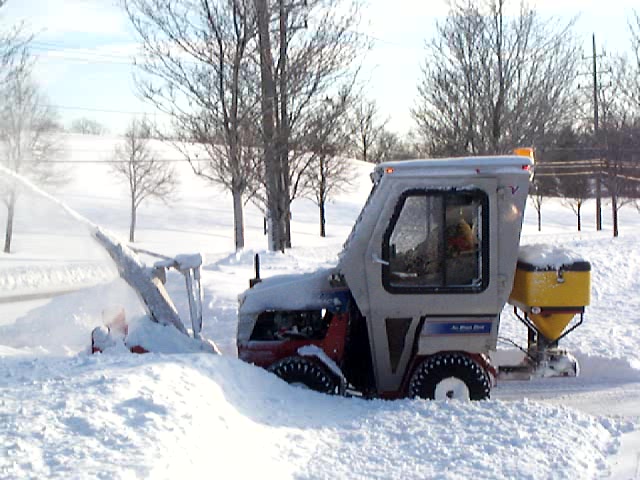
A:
362,179,499,396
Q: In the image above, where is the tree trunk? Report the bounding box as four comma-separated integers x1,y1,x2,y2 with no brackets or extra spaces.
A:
130,197,137,242
596,173,602,231
319,156,327,237
319,200,326,237
577,203,581,231
491,2,505,153
4,190,16,253
279,0,292,249
612,193,619,237
256,0,286,252
232,188,245,251
283,192,291,249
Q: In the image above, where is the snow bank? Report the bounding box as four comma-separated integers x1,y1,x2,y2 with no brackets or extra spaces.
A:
0,279,144,356
0,353,624,480
97,315,218,355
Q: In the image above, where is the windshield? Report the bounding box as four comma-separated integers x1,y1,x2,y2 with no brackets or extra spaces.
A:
339,178,379,258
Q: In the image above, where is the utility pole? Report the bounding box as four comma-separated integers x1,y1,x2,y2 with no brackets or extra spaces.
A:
587,34,619,237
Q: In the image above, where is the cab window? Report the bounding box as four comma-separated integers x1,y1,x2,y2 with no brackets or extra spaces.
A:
382,189,488,293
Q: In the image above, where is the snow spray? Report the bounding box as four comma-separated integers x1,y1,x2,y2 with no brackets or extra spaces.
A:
0,164,99,234
0,164,190,335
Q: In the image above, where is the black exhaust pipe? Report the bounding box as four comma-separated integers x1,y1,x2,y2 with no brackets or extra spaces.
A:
249,253,262,288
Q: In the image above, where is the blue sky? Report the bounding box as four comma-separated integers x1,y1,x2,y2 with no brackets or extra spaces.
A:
1,0,638,135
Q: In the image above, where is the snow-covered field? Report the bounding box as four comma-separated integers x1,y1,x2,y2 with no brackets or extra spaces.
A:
1,134,640,479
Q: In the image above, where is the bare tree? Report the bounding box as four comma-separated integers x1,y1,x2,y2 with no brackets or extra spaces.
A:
255,0,366,251
528,173,557,232
127,0,365,251
618,10,640,114
606,10,640,236
305,94,353,236
602,119,640,237
392,129,429,160
110,118,178,242
558,174,590,231
370,128,403,164
412,0,579,156
123,0,260,251
69,117,108,135
0,63,65,253
0,2,31,89
350,98,387,163
532,126,593,232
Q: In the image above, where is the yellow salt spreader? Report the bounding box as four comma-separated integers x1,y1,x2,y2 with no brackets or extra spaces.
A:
502,245,591,378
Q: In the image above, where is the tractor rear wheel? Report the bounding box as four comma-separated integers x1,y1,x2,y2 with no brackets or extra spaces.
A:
268,356,338,394
409,353,491,401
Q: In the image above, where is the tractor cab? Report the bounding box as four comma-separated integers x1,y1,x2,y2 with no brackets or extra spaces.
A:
238,153,535,400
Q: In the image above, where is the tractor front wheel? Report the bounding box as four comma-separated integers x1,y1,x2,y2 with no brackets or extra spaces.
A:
268,356,338,394
409,353,491,401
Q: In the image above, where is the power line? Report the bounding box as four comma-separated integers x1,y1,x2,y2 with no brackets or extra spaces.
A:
536,171,602,177
617,175,640,183
30,41,137,66
48,104,169,117
539,159,602,164
537,165,602,171
31,41,134,60
26,158,211,164
27,28,415,67
32,50,135,66
537,160,604,166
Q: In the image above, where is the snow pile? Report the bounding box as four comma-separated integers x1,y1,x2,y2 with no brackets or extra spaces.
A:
315,399,620,480
96,315,218,355
0,355,296,479
518,243,585,269
0,279,144,356
0,353,625,480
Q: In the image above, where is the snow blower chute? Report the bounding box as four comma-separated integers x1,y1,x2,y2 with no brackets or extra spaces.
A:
90,229,219,355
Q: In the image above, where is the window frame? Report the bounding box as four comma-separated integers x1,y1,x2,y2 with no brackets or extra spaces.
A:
381,188,490,295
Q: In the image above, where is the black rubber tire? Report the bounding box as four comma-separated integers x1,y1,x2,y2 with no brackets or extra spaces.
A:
268,356,338,394
409,352,491,401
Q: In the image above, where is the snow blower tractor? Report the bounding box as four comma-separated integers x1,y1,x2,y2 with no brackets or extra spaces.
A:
90,149,589,401
237,149,590,400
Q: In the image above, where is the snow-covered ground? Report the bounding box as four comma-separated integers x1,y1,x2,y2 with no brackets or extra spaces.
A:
1,133,640,479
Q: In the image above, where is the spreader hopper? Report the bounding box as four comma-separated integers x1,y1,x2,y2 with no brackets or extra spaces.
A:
510,257,591,341
500,246,591,379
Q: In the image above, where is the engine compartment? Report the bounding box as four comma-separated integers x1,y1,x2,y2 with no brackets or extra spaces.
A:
249,309,331,341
